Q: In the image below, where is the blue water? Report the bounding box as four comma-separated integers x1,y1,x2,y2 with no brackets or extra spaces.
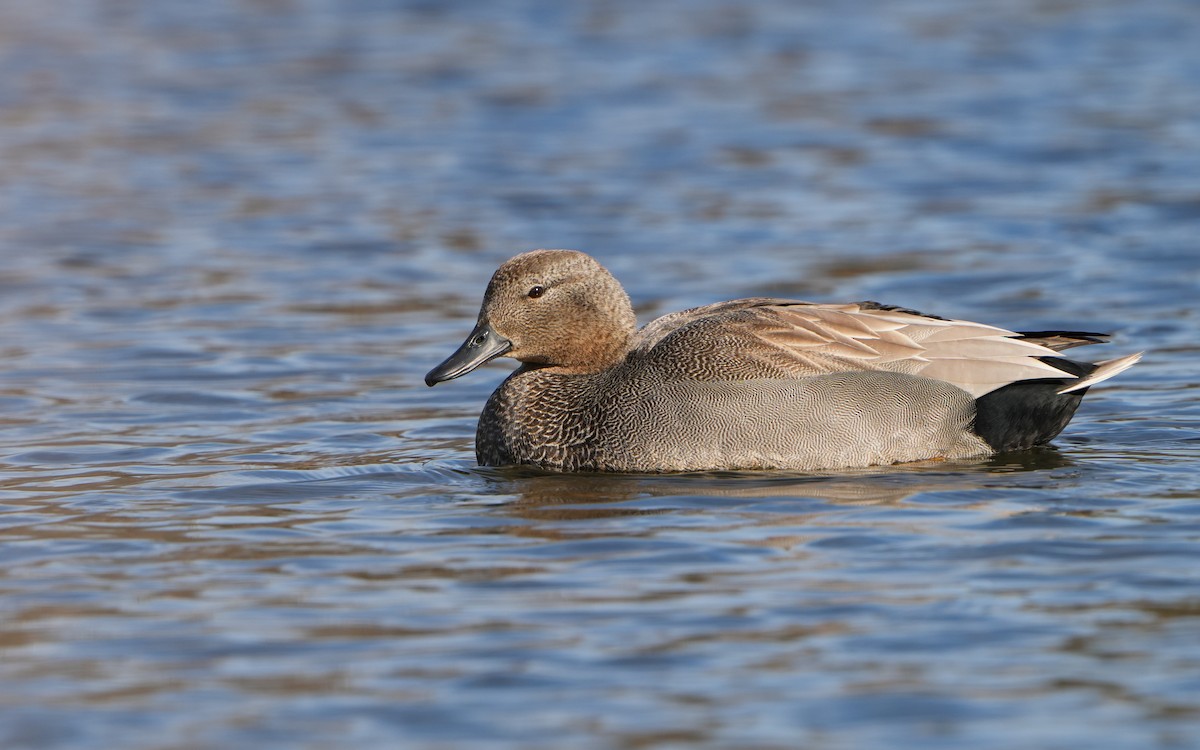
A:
1,1,1198,748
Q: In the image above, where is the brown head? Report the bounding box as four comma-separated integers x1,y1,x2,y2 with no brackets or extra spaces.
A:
425,250,637,385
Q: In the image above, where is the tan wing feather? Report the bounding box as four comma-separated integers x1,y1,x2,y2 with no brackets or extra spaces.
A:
638,299,1074,397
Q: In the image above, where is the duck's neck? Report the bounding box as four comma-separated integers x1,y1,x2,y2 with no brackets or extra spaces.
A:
579,328,634,372
533,328,633,375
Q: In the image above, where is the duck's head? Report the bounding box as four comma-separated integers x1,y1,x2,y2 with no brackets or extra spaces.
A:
425,249,637,386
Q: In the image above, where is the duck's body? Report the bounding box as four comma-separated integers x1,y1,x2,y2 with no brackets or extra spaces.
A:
426,250,1140,473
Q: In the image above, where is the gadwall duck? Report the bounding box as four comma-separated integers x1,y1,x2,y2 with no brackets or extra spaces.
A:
426,250,1141,472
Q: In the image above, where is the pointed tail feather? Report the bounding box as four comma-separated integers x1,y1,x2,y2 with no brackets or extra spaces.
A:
1057,352,1143,394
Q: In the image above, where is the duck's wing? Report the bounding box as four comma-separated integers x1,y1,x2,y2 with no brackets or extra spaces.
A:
635,298,1115,398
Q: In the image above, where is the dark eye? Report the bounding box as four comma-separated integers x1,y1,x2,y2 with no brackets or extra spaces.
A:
527,285,546,299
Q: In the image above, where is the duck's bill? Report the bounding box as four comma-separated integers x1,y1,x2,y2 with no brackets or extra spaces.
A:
425,320,513,386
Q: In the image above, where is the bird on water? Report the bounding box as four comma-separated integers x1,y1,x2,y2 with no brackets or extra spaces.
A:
426,249,1141,473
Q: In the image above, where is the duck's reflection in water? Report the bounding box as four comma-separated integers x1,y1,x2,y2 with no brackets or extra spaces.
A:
474,446,1077,522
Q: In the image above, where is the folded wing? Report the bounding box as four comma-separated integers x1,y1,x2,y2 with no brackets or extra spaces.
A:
635,298,1111,398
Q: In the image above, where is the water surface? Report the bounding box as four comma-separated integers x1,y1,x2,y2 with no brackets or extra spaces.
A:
1,1,1198,748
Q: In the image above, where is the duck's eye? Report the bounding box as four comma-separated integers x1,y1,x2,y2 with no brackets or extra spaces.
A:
527,285,546,299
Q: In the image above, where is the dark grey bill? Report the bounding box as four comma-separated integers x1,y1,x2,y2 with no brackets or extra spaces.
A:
425,320,513,386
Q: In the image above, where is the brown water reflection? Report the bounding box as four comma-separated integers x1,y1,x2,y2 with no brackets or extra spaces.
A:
479,448,1078,513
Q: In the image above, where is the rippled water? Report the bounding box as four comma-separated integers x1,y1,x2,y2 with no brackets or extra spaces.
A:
2,1,1199,748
